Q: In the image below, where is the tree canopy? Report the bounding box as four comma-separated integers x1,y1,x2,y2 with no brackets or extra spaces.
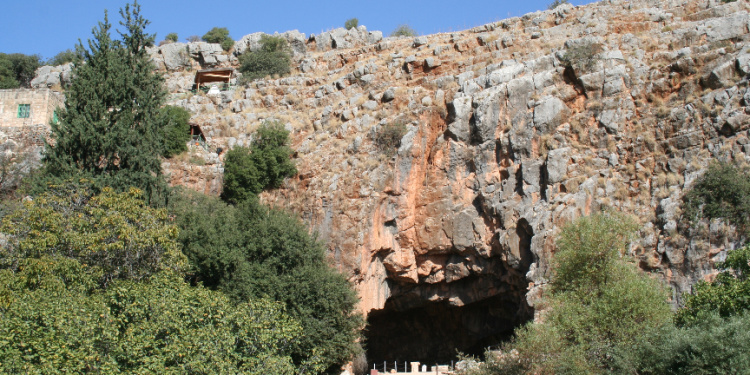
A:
170,191,361,374
221,120,297,204
39,3,168,204
0,53,41,89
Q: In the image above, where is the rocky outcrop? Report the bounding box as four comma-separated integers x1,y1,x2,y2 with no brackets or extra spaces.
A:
33,0,750,361
30,63,73,89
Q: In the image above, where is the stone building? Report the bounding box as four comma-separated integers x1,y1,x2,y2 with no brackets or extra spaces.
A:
0,89,64,128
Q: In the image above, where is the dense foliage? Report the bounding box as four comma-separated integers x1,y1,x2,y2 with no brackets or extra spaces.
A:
0,262,301,374
158,105,192,158
202,27,233,51
39,3,168,204
221,120,297,204
45,49,76,66
170,191,362,374
683,161,750,231
460,213,673,374
0,181,185,285
165,32,178,42
238,35,292,82
0,53,41,89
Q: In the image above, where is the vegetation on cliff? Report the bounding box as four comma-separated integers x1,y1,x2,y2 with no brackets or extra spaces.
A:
0,3,359,374
221,120,297,204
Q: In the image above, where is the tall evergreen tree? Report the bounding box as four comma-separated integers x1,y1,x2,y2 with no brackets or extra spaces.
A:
40,2,168,204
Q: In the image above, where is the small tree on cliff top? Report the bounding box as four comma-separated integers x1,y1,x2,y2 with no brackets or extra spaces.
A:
40,2,168,204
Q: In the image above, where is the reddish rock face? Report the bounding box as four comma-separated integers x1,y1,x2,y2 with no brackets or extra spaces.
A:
141,0,750,362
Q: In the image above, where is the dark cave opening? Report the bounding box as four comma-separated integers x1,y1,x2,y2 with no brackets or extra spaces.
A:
365,291,531,365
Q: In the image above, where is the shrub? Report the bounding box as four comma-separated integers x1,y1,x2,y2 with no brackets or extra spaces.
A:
0,53,41,88
461,213,672,374
0,266,302,374
202,27,233,51
238,35,291,82
0,181,185,285
683,161,750,231
548,0,569,9
46,49,77,66
345,18,359,30
676,244,750,326
560,40,603,73
186,35,200,43
221,120,296,204
390,24,418,37
165,32,178,42
158,105,191,158
170,191,362,373
374,122,408,156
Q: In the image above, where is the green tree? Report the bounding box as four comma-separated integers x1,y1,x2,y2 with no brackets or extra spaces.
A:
345,18,359,30
0,260,302,374
0,181,185,285
221,120,296,204
676,245,750,326
170,191,362,373
683,161,750,231
159,105,191,158
46,49,77,66
165,32,178,42
38,3,168,204
0,53,41,88
462,213,672,374
390,24,418,37
202,27,233,51
238,35,291,82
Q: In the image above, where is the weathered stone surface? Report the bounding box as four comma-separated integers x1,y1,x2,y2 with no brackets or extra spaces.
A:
447,96,473,142
533,96,568,133
546,147,571,184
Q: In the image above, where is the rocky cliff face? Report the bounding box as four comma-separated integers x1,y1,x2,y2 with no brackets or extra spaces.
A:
140,0,750,362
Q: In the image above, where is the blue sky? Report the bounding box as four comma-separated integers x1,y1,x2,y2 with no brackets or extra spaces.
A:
2,0,597,60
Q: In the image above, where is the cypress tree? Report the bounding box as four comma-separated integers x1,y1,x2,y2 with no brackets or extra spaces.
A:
41,2,168,204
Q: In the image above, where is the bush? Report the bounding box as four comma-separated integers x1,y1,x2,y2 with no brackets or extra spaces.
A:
0,181,185,285
683,161,750,231
202,27,233,51
221,120,296,204
46,49,77,66
461,213,673,374
186,35,200,43
345,18,359,30
560,40,603,73
0,53,41,88
390,24,418,37
548,0,569,9
0,266,301,374
159,105,191,158
238,35,291,82
170,191,362,373
375,122,408,156
165,32,178,42
639,312,750,374
677,244,750,326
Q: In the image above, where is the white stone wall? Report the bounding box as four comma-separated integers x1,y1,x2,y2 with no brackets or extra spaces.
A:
0,89,64,128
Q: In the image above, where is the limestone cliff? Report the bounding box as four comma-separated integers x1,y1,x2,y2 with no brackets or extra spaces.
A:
146,0,750,362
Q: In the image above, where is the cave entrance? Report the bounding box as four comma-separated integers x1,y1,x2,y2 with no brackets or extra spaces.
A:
365,290,531,365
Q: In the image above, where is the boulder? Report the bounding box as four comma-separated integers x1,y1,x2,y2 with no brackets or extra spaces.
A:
533,96,568,134
546,147,571,184
447,96,473,143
